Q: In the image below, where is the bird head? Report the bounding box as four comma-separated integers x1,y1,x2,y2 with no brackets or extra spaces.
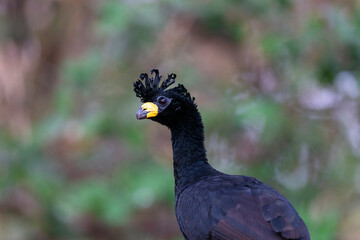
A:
133,69,196,127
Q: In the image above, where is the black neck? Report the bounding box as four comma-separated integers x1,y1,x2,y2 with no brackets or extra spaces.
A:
169,110,217,194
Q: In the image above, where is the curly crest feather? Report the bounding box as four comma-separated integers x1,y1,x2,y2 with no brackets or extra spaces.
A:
133,69,194,103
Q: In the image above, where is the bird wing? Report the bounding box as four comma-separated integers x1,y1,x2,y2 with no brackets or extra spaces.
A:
208,177,310,240
252,187,309,239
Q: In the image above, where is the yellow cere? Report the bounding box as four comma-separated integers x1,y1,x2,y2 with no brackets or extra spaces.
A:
141,102,158,118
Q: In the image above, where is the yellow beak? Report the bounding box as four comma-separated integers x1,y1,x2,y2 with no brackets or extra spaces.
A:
136,102,158,120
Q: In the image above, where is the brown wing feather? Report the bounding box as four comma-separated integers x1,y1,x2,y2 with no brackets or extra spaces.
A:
176,175,310,240
253,188,309,239
208,178,310,240
209,187,286,240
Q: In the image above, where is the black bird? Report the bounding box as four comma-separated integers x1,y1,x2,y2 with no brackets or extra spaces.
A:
133,69,310,240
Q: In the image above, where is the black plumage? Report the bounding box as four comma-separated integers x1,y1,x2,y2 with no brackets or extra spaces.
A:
133,69,310,240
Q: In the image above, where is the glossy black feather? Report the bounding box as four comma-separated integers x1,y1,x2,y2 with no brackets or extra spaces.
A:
176,175,309,240
133,70,310,240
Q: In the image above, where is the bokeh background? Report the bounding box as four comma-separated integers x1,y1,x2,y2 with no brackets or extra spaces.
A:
1,0,360,239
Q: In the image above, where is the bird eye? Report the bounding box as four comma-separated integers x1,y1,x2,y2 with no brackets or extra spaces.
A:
158,96,167,105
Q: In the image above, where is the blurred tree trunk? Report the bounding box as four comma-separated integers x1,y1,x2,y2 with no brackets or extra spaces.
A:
0,0,95,136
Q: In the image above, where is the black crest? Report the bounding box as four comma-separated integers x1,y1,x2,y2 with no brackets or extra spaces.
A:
133,69,195,103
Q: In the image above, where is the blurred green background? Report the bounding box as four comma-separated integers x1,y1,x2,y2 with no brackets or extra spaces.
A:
1,0,360,239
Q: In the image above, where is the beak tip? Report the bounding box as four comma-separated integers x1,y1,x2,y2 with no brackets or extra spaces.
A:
136,108,148,120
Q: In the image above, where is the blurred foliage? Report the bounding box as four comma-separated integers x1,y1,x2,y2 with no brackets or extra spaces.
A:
1,0,360,240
